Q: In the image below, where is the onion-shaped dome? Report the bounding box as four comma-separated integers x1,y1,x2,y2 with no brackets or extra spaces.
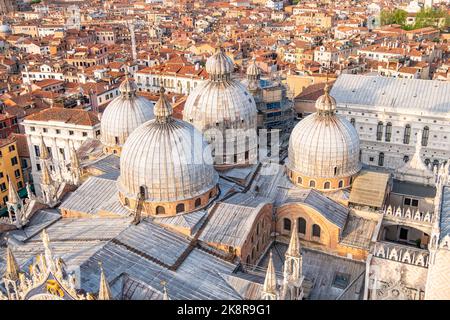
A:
118,87,219,216
183,46,258,169
286,84,361,191
246,57,260,79
205,47,234,81
100,74,154,154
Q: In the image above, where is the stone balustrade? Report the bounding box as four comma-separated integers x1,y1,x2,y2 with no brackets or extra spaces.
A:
373,241,429,268
383,205,433,224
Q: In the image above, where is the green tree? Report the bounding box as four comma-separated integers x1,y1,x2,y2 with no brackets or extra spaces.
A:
380,9,407,26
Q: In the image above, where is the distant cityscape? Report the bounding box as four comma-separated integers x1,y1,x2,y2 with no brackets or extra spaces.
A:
0,0,449,301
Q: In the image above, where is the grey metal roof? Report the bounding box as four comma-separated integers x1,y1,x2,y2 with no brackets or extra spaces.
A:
440,186,450,242
392,179,436,198
7,209,61,242
154,210,207,236
199,200,266,248
340,213,378,249
276,187,349,229
87,154,121,174
60,176,128,216
331,74,450,115
113,220,190,266
79,239,241,300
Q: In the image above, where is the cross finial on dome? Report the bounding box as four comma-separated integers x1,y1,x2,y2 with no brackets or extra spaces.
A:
154,86,173,123
315,82,336,115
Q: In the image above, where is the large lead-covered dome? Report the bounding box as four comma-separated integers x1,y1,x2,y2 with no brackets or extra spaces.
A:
286,84,361,191
183,46,258,169
100,74,154,154
118,88,219,216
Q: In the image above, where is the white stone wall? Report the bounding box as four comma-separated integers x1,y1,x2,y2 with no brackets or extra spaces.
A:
23,120,100,196
335,105,450,171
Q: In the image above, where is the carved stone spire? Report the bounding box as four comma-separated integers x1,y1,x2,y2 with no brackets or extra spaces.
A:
41,161,53,186
98,262,112,300
154,87,173,123
4,246,20,282
7,178,20,205
39,135,50,160
286,220,301,258
161,280,170,300
262,251,277,300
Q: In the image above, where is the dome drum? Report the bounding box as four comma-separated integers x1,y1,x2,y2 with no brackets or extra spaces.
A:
286,167,354,191
118,185,219,217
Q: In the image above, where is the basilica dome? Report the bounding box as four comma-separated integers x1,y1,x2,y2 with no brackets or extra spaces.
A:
286,84,361,191
117,87,219,216
183,46,258,169
100,74,154,155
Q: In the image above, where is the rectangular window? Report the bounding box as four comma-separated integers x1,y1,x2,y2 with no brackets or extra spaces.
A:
332,272,351,289
59,148,65,160
404,198,411,206
8,145,15,152
0,182,6,192
30,126,35,131
399,228,409,240
34,145,41,157
69,130,74,135
14,169,20,178
11,156,18,166
82,132,88,137
36,163,41,171
56,129,61,134
0,172,3,178
411,199,419,207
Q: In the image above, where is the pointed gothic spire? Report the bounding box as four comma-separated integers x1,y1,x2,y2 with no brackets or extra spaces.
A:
263,251,277,297
41,161,53,186
286,221,301,258
4,246,20,281
161,280,170,300
154,87,173,123
70,142,80,169
98,262,112,300
39,135,50,160
7,177,20,205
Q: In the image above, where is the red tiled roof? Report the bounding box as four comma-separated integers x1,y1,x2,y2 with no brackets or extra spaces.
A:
25,107,100,126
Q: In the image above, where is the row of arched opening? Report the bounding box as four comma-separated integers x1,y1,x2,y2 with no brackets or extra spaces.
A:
296,176,344,190
283,218,321,238
122,189,216,215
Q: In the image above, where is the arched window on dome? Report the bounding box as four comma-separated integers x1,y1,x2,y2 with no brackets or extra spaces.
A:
195,198,201,208
404,125,411,144
283,218,291,231
338,180,344,188
425,158,430,166
324,181,331,189
350,118,355,127
422,126,429,146
124,198,129,207
156,206,165,215
298,218,306,235
312,224,321,238
176,203,185,213
376,122,383,141
309,180,316,188
403,155,409,163
385,122,392,142
297,176,302,184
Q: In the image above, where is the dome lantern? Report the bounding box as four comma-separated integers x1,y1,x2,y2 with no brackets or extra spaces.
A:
205,46,234,82
154,87,173,123
315,83,336,116
119,72,137,99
